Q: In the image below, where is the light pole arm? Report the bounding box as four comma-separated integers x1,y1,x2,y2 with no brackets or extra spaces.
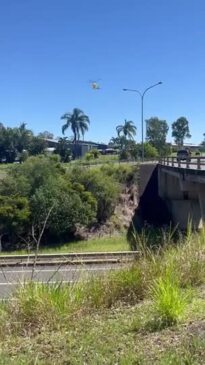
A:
142,82,162,98
123,88,142,98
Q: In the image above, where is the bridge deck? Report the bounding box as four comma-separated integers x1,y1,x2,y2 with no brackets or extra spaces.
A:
159,156,205,170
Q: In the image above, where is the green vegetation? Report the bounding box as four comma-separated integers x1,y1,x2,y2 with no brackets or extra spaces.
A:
0,229,204,363
116,119,137,140
61,108,90,159
2,236,130,255
172,116,191,146
146,117,171,156
0,156,138,251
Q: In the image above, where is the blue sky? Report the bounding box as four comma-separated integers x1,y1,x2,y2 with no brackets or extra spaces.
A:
0,0,205,143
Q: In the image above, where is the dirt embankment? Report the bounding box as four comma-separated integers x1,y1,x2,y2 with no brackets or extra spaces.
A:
75,184,139,240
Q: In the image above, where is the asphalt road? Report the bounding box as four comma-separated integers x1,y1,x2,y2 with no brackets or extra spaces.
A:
0,263,127,299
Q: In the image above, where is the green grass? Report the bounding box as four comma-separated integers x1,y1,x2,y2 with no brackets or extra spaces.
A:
0,287,204,364
0,229,205,363
1,235,130,255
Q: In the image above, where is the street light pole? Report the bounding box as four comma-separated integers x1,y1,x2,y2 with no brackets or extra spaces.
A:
123,81,162,161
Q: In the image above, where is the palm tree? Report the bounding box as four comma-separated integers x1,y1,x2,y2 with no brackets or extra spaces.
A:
16,122,33,153
116,120,136,140
61,108,90,143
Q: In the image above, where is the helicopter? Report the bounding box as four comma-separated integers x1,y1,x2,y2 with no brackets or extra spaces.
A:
89,79,101,90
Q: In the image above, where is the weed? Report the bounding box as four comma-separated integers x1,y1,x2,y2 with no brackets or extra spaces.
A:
150,270,189,329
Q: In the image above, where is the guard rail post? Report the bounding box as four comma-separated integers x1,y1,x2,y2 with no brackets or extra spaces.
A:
197,157,201,170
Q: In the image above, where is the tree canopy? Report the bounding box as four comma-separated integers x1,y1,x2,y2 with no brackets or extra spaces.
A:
172,117,191,146
61,108,90,143
116,120,136,140
146,117,169,155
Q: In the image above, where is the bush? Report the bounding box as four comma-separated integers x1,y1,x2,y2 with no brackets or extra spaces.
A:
100,163,138,185
68,167,120,222
31,181,97,239
0,195,30,249
0,155,66,197
119,149,131,161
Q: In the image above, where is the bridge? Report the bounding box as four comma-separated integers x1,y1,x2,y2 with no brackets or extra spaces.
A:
139,156,205,229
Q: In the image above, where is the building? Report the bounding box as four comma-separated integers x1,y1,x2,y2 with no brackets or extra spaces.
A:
44,138,108,157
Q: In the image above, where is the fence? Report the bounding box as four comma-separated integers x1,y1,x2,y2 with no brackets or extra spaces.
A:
159,156,205,170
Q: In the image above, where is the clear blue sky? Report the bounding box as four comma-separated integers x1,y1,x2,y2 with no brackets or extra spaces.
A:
0,0,204,144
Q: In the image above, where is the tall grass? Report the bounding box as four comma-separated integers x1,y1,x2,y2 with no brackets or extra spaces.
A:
2,226,205,337
150,270,189,329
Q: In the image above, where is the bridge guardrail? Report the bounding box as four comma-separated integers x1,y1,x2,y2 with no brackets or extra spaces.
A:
159,156,205,170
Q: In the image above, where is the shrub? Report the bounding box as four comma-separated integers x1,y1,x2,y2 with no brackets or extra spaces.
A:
30,180,97,239
0,195,30,249
68,167,120,222
100,163,138,185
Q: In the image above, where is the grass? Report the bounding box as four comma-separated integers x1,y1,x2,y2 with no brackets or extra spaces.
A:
0,235,130,255
0,228,205,363
149,272,190,329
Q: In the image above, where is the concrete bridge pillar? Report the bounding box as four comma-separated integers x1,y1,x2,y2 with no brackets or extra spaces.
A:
158,166,205,229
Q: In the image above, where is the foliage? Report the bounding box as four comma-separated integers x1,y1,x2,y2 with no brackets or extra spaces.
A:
146,117,169,155
109,135,127,150
116,119,137,140
27,136,47,155
89,148,100,159
37,131,54,139
0,123,48,163
0,229,205,363
61,107,90,143
150,271,188,328
31,180,97,238
119,149,131,161
172,116,191,146
100,163,138,185
68,167,120,222
0,195,30,249
84,149,100,161
0,156,132,247
54,137,72,162
130,142,159,159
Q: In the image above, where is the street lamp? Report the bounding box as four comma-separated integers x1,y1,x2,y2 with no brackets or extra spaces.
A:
123,81,162,161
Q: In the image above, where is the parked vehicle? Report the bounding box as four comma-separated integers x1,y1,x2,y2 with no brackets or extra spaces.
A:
177,149,191,162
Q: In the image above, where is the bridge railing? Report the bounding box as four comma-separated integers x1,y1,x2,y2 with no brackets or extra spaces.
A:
159,156,205,170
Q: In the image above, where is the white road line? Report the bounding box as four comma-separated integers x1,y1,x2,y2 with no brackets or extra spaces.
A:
0,281,75,286
0,267,120,274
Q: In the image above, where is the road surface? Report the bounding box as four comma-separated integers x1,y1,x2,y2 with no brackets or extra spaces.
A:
0,262,127,299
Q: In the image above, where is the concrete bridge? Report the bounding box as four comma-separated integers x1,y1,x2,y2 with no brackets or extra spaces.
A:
139,157,205,229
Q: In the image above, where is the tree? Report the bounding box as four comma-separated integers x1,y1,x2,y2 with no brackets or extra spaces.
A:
146,117,169,155
28,137,47,156
109,135,127,150
116,120,136,140
38,131,54,139
54,137,72,162
0,127,18,163
61,108,90,143
15,122,33,153
172,117,191,146
130,142,159,160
